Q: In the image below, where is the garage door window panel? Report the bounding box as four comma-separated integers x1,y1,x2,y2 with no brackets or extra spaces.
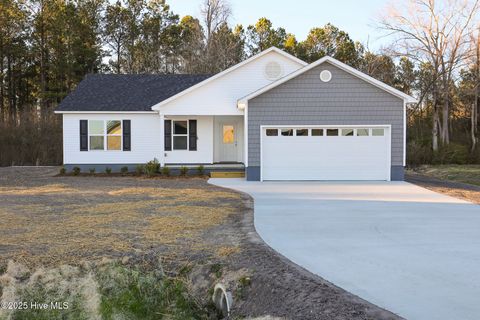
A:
266,129,278,136
327,129,339,136
296,129,308,136
312,129,324,136
281,129,294,136
357,128,369,136
372,128,385,136
341,129,354,136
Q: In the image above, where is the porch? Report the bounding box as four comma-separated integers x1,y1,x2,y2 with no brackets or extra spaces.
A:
166,163,245,177
160,115,245,166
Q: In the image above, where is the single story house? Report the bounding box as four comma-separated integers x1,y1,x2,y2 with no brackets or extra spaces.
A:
55,47,416,181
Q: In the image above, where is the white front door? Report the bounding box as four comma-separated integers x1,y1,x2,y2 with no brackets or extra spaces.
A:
218,123,238,162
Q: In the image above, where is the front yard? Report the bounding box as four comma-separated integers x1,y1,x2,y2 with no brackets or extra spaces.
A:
409,165,480,186
406,165,480,204
0,167,399,320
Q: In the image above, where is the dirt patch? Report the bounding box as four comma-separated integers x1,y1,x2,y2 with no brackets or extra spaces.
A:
406,172,480,204
0,167,401,319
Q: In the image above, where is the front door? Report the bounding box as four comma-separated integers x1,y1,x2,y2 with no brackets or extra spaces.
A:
218,123,238,162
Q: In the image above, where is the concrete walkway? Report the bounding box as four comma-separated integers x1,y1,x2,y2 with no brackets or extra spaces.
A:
209,179,480,320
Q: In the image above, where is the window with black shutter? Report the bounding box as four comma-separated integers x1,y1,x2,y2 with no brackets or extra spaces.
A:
80,120,88,151
189,120,197,151
123,120,131,151
164,120,172,151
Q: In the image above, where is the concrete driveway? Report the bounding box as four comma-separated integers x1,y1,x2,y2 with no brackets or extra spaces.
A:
209,179,480,320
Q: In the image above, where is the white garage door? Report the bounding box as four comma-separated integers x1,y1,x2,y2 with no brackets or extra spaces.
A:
261,126,391,181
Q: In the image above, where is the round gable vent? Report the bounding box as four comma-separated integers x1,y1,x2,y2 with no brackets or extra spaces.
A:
320,70,332,82
264,61,283,80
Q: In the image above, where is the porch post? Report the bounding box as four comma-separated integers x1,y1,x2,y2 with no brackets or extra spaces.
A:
159,113,165,167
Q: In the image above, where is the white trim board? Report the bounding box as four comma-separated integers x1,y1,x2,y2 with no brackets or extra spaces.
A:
238,56,417,109
55,111,157,114
151,47,307,111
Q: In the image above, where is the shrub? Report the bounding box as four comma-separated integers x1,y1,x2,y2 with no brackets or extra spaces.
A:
105,167,112,174
433,143,469,165
89,168,96,174
1,261,206,320
135,164,145,175
59,167,66,175
145,158,160,177
120,166,129,174
407,141,433,166
72,167,81,176
161,166,170,176
196,165,205,175
180,166,188,176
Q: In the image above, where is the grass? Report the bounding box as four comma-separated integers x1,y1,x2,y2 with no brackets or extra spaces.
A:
410,165,480,186
0,260,210,320
0,173,245,319
0,183,241,267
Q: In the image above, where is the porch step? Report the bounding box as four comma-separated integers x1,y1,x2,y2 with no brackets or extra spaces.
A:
210,171,245,178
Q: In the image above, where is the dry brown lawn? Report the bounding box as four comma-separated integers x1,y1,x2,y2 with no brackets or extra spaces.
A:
0,168,243,267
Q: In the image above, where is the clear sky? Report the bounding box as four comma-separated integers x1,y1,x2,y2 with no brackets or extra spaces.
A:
167,0,392,49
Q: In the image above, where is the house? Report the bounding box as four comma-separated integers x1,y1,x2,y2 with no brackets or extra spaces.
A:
55,47,416,181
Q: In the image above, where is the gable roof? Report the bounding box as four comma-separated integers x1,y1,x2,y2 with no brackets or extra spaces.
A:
151,47,308,111
238,56,417,109
55,74,211,112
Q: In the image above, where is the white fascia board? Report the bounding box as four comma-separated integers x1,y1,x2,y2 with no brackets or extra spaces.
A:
151,47,308,111
54,111,158,114
238,56,418,108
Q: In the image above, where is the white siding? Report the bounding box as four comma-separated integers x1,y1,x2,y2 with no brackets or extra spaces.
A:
63,113,215,165
63,113,161,164
159,51,304,115
164,116,214,164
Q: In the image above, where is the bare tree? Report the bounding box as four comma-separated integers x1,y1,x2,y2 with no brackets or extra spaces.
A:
200,0,231,49
379,0,480,151
470,29,480,151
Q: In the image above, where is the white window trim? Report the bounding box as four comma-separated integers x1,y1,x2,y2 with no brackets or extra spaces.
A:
88,120,123,151
172,120,189,151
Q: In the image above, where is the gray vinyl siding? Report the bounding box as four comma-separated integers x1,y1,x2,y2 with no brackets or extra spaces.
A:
248,61,404,167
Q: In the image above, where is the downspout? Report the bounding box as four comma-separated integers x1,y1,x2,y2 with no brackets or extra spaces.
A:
244,103,248,168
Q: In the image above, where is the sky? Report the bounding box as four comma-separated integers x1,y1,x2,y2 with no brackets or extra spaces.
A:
167,0,393,50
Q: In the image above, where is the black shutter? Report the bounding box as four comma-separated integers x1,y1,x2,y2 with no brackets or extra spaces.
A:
80,120,88,151
123,120,131,151
164,120,172,151
189,120,197,151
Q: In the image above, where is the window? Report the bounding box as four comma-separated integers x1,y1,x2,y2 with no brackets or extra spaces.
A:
266,129,278,136
173,121,188,150
89,120,105,150
281,129,294,136
326,129,338,136
357,128,369,136
89,120,122,151
311,129,324,136
223,125,234,144
341,128,354,136
372,128,385,136
107,121,122,150
296,129,308,136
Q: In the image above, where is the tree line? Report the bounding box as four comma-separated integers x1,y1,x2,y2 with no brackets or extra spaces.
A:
1,0,479,166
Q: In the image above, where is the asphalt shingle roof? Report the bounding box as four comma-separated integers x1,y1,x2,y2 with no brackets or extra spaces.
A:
56,74,212,112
